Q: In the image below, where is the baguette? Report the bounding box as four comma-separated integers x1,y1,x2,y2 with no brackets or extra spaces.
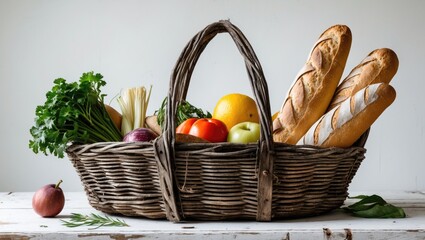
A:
298,83,396,148
327,48,399,111
273,25,352,144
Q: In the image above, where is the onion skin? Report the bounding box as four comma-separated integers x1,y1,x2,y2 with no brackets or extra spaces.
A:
123,128,158,142
32,180,65,217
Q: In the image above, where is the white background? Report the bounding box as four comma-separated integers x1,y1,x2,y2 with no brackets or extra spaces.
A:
0,0,423,193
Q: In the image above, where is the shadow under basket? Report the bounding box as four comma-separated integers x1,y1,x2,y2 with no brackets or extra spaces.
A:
66,20,368,222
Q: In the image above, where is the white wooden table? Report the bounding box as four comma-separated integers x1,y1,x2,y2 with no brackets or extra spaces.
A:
0,192,424,239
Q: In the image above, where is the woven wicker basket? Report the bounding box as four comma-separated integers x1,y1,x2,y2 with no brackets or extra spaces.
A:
66,20,368,222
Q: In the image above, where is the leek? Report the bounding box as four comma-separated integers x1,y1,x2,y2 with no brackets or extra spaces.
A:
118,85,152,135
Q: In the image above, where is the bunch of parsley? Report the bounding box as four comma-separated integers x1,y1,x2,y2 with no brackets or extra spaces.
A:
29,72,122,158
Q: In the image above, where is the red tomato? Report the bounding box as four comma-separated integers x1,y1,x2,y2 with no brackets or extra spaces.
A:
176,118,228,143
176,118,198,134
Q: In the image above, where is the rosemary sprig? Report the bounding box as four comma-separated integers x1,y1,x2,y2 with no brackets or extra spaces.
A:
61,213,129,229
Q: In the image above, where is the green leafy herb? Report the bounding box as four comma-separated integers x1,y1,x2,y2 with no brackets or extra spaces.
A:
61,213,129,229
155,97,212,129
29,72,122,158
343,194,406,218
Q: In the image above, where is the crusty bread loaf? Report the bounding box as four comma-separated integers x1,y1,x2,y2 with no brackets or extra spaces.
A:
176,133,209,143
145,115,162,135
273,25,352,144
298,83,396,148
327,48,399,111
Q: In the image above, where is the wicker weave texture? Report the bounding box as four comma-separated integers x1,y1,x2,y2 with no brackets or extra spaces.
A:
67,141,366,220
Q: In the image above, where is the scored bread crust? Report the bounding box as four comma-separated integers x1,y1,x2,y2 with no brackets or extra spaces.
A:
327,48,399,111
273,25,352,144
299,83,396,148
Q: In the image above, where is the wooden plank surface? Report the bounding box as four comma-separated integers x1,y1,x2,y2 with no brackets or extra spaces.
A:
0,191,424,239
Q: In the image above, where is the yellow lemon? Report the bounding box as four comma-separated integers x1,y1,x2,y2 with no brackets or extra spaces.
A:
212,93,259,131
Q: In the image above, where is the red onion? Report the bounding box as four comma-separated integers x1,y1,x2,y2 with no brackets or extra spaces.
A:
123,128,158,142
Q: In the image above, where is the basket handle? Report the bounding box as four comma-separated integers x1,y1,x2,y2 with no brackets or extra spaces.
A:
154,20,275,222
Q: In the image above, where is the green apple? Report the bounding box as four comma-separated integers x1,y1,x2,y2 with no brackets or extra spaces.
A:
227,122,260,143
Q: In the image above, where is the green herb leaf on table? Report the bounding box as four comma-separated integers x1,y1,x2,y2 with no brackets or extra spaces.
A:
156,97,212,129
343,194,406,218
61,213,129,229
29,72,122,158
